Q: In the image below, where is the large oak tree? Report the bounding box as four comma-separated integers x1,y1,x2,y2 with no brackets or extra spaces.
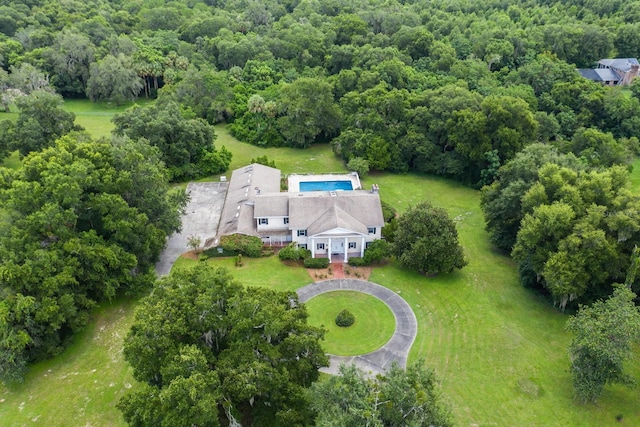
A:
392,201,467,275
0,135,185,382
119,264,328,426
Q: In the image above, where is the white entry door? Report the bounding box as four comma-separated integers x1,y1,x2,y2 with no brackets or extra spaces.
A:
331,240,344,254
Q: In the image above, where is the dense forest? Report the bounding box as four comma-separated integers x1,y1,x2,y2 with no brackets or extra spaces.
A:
1,0,640,414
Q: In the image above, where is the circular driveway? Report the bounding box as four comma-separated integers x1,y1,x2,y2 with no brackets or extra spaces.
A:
297,279,418,376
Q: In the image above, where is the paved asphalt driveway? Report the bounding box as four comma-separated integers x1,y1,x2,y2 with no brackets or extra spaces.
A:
297,279,418,376
155,182,228,276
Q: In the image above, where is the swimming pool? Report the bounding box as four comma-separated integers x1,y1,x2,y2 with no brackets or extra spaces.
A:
299,180,353,192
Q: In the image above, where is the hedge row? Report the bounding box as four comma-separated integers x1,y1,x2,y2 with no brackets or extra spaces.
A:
303,257,330,269
219,234,263,257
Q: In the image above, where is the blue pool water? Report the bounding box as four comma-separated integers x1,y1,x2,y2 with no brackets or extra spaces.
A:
300,180,353,192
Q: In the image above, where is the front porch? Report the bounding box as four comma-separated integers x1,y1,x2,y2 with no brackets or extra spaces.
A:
309,235,367,262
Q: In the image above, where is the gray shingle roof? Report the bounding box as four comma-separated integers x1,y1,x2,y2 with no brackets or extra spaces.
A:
288,191,384,234
217,163,281,238
599,58,639,72
254,193,289,218
307,205,369,236
578,68,620,82
217,164,384,241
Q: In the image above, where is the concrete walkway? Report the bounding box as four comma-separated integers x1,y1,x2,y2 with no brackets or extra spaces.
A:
297,279,418,376
155,182,228,276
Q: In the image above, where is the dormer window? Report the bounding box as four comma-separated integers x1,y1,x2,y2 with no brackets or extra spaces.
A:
297,229,307,236
367,227,376,234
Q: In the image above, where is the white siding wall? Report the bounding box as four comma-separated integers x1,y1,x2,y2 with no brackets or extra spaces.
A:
256,216,289,232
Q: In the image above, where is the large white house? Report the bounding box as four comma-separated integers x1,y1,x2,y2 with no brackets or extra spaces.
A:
215,164,384,262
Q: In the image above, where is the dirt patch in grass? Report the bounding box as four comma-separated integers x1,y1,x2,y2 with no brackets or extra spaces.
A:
180,250,200,260
307,264,372,282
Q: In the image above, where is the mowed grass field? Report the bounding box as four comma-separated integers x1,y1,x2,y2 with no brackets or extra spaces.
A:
305,291,396,355
1,100,640,426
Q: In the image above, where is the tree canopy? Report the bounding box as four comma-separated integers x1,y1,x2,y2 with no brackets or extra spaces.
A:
511,164,640,309
0,90,80,157
112,100,230,181
0,0,637,185
119,264,328,427
309,362,452,427
566,285,640,403
0,134,185,383
392,201,467,275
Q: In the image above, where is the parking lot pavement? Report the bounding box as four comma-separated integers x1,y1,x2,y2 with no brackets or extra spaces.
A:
155,182,228,276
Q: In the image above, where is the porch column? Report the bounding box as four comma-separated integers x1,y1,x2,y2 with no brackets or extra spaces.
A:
344,237,348,262
310,237,315,258
361,237,365,257
328,238,332,263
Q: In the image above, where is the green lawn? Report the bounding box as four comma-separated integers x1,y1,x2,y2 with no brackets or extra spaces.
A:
0,299,136,427
0,150,21,170
215,124,347,175
173,255,311,292
305,291,396,355
365,172,640,427
2,124,640,426
62,99,152,139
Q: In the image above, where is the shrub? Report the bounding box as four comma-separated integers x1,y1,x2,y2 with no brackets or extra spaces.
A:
220,234,263,257
335,309,355,327
381,201,397,223
363,239,391,264
250,155,276,168
203,247,238,258
279,242,311,261
347,157,369,178
348,257,368,267
304,257,330,268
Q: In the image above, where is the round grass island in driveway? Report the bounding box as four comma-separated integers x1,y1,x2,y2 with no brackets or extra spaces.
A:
297,279,418,376
305,291,396,356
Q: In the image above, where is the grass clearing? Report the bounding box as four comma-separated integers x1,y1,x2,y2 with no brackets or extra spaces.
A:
0,298,136,427
173,254,311,292
305,291,395,355
1,150,21,170
62,99,153,139
215,124,347,175
2,122,640,426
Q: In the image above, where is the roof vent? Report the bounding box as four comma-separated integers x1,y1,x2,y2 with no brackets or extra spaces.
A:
329,191,337,197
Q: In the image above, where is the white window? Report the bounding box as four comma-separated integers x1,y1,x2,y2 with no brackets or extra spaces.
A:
284,217,289,224
258,218,268,225
297,229,307,236
366,241,372,249
367,227,376,234
317,243,325,250
348,242,356,249
299,244,307,249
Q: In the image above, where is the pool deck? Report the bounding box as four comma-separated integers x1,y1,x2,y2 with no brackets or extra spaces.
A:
288,172,361,192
